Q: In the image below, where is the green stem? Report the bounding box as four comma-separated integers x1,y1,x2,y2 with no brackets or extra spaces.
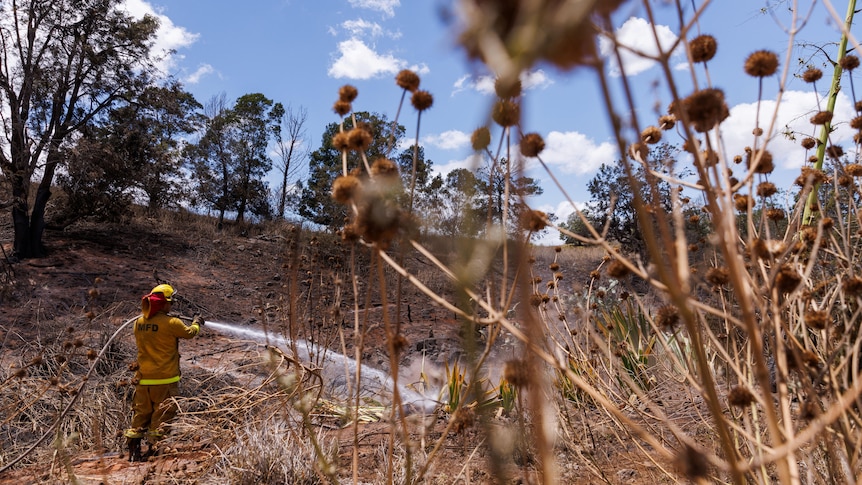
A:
803,0,857,225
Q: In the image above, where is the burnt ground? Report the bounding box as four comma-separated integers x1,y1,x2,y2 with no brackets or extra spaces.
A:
0,218,664,484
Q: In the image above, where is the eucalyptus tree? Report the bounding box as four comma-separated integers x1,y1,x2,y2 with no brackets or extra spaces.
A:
190,93,282,226
0,0,159,259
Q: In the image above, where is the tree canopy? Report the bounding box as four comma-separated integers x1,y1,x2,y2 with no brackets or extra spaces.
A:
0,0,159,258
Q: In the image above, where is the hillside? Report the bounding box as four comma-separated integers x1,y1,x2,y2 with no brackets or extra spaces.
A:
1,216,640,484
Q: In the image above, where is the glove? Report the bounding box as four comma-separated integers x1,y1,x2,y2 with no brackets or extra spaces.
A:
192,314,205,326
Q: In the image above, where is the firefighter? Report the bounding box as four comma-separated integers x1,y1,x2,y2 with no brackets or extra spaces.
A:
124,284,203,461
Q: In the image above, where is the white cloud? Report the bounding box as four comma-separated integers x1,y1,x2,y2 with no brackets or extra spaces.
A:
431,155,478,178
451,69,554,96
183,64,214,85
538,131,618,175
599,17,681,77
342,19,385,37
349,0,400,18
720,90,857,170
422,130,471,150
120,0,199,76
328,38,404,79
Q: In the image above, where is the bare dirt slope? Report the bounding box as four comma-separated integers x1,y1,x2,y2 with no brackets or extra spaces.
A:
0,219,649,484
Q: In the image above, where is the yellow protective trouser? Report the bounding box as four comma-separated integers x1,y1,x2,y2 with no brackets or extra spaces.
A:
127,382,179,440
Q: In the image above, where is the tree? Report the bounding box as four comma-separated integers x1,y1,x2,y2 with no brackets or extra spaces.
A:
229,93,281,222
273,104,309,219
60,81,202,220
0,0,158,259
475,158,544,236
419,168,485,239
298,112,405,229
560,143,683,254
190,93,281,226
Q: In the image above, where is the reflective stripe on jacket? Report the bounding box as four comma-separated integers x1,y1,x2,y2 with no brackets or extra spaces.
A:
134,312,199,384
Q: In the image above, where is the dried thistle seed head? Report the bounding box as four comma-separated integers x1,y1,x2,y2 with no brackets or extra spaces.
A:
802,67,823,83
392,334,409,355
411,90,434,111
805,309,829,330
522,209,548,232
471,127,491,151
751,238,770,260
494,77,521,98
675,444,709,480
800,225,818,243
656,305,680,329
775,264,802,293
794,167,829,187
332,175,361,204
705,267,729,286
504,359,531,388
752,127,763,136
826,145,844,160
821,217,834,230
843,276,862,296
86,349,97,360
641,126,662,144
700,149,718,167
680,88,730,132
846,163,862,176
492,99,520,127
338,84,358,103
756,181,777,197
733,194,751,211
520,132,545,157
810,111,834,125
451,407,475,434
340,223,360,243
543,19,599,70
606,259,630,279
629,141,648,160
727,386,755,407
746,149,774,174
851,116,862,130
333,100,351,117
840,54,860,71
355,191,402,249
690,34,717,63
838,174,853,186
800,350,820,368
395,69,420,91
589,270,600,280
801,137,817,149
347,126,373,151
744,50,779,77
370,158,399,178
658,114,676,130
88,288,100,298
332,132,350,151
800,400,819,420
549,262,560,271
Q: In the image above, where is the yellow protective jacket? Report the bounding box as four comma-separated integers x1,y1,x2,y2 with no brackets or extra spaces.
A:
133,312,200,385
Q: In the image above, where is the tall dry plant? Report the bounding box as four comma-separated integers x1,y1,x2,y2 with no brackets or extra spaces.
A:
329,1,862,484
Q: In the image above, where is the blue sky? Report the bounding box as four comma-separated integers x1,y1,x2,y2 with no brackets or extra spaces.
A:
122,0,861,243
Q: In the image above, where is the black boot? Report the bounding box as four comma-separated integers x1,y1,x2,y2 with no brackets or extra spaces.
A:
127,437,143,462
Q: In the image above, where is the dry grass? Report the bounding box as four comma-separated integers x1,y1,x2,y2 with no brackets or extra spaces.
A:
6,1,862,484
